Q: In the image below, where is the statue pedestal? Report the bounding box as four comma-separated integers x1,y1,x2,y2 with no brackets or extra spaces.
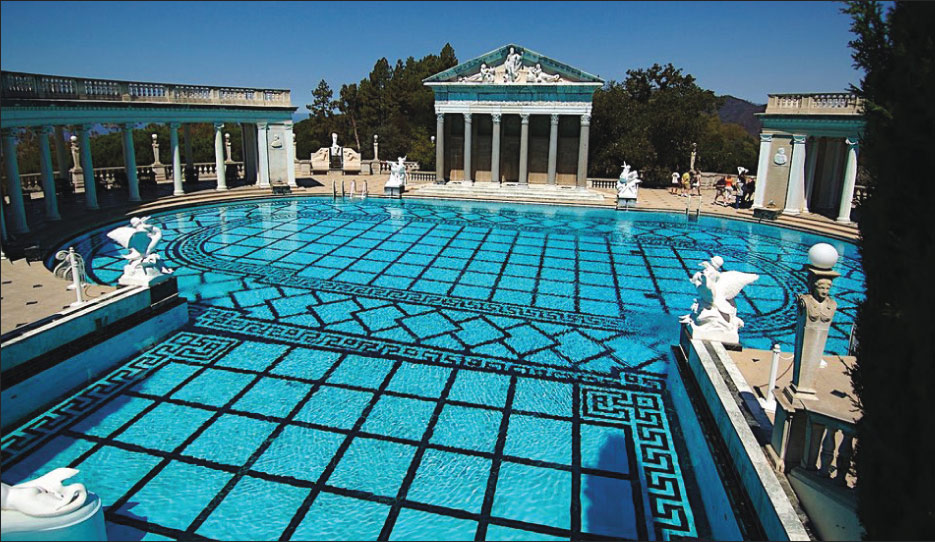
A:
0,493,106,542
118,266,172,287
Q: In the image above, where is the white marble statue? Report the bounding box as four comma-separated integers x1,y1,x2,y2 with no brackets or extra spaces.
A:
385,156,408,188
504,47,523,83
330,132,340,155
529,63,561,83
107,216,174,286
481,63,496,83
1,468,87,517
617,163,641,201
679,256,759,344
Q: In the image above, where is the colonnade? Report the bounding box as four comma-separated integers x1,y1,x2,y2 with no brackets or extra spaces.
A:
0,121,295,234
752,133,860,223
434,111,591,186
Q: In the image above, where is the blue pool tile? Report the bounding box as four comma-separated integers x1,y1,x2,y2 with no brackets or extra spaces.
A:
373,275,415,290
484,524,566,541
132,363,199,396
503,414,572,465
71,395,155,438
492,288,533,306
75,446,163,507
183,414,277,466
452,284,491,300
491,461,571,530
459,271,497,288
410,279,452,295
326,355,394,390
447,370,510,408
327,437,417,498
499,276,534,291
197,475,309,540
430,405,502,453
361,395,435,441
116,403,214,453
502,264,538,278
106,522,174,541
512,378,573,418
215,341,290,372
405,448,490,513
389,508,478,541
116,462,232,531
233,378,312,418
2,435,98,485
170,368,255,408
272,348,342,381
580,424,629,475
581,474,638,539
290,492,390,541
386,363,451,399
253,425,345,482
295,385,373,430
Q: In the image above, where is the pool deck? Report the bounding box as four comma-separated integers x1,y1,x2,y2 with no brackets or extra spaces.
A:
1,175,859,335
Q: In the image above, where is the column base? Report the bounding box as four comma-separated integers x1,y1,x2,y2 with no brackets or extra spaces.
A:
129,196,141,203
216,187,229,192
782,209,801,216
173,190,185,196
835,217,852,224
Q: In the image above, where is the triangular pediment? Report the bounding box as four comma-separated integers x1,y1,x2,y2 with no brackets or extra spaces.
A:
423,44,603,85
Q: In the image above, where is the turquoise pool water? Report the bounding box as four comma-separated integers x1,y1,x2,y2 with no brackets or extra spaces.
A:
2,198,864,541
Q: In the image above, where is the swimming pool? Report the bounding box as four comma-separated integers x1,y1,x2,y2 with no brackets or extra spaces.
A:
2,197,864,540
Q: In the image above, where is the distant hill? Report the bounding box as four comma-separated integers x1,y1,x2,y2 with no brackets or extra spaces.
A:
717,95,766,137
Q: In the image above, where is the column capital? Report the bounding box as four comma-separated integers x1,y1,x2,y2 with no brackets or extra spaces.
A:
759,133,773,143
80,124,94,133
39,125,54,136
520,113,530,124
463,112,472,122
256,121,268,129
792,134,807,145
845,137,859,148
213,122,225,130
491,113,502,123
122,123,135,131
580,114,591,126
169,122,180,130
437,113,445,122
550,114,560,125
1,128,15,138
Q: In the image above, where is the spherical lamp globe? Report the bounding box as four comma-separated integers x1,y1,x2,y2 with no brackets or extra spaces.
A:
808,243,839,270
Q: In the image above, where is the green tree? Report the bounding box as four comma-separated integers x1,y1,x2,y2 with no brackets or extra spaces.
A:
844,1,935,538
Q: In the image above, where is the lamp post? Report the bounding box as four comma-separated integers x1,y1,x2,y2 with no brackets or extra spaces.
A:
151,133,162,166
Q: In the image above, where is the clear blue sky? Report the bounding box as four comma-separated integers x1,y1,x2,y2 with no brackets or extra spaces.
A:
1,1,863,110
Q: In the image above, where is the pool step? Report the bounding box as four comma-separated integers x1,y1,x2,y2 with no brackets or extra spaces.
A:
407,182,608,204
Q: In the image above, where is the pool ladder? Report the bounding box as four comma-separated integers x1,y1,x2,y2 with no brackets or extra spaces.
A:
333,179,368,200
685,194,702,220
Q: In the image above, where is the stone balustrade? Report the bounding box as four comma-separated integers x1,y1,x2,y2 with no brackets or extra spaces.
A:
378,160,420,174
1,71,291,107
799,410,857,488
409,171,437,183
765,93,862,116
5,162,247,195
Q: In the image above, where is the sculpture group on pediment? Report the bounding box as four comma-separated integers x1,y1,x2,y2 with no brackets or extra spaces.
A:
454,48,568,84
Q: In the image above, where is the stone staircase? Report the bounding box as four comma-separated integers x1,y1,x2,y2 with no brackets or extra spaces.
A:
407,181,608,206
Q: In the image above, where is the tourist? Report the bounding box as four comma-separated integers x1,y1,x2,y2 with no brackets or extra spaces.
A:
742,176,756,206
714,176,727,204
734,169,748,208
680,171,691,196
691,170,702,196
721,176,734,206
670,172,680,194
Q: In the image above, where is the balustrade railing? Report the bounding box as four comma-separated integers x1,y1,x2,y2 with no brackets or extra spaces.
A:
588,178,617,189
800,410,857,488
409,171,436,183
7,162,247,195
765,93,862,116
378,160,420,174
2,71,291,107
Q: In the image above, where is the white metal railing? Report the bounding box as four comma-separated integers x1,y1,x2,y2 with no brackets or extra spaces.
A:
765,93,862,116
2,71,291,107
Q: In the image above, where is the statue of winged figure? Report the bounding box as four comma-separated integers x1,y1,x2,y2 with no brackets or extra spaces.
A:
106,216,173,285
679,256,759,344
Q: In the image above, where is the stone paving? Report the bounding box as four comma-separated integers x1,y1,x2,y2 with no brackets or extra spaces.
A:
1,176,859,334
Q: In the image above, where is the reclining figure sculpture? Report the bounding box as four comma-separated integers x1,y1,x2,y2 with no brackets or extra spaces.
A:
1,468,87,517
107,216,174,286
679,256,759,345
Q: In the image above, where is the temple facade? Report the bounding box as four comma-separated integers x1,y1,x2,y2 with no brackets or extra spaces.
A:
752,93,865,223
424,44,603,186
